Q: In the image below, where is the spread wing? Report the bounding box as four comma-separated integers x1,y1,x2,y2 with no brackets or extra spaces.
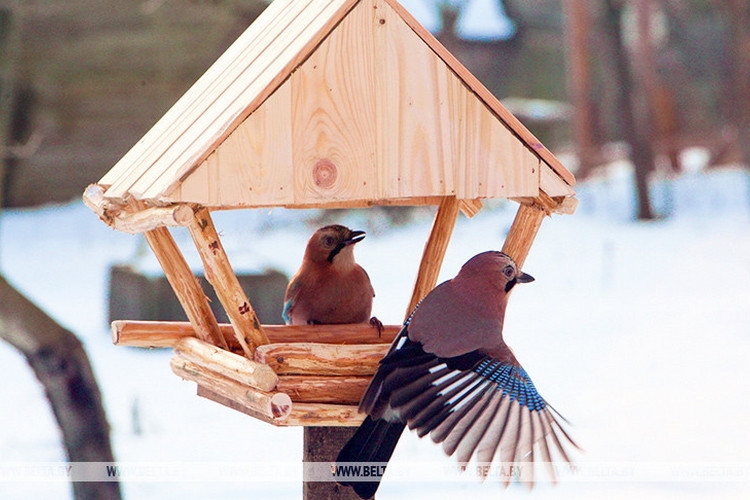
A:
361,327,577,484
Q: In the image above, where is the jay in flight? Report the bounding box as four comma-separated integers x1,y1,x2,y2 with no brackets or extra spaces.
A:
336,251,577,499
283,224,377,327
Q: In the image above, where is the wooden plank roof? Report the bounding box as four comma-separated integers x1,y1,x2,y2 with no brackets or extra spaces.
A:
97,0,575,210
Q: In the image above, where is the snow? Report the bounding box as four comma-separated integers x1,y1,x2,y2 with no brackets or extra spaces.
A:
1,163,750,499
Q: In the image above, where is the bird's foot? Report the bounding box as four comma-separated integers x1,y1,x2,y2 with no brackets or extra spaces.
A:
369,316,384,337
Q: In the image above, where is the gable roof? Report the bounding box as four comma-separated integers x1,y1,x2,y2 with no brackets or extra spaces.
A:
97,0,574,210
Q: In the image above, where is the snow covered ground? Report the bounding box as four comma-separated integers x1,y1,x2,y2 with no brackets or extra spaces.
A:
1,159,749,499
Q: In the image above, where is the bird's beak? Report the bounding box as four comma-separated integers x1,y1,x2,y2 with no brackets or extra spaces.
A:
516,271,535,283
345,230,366,245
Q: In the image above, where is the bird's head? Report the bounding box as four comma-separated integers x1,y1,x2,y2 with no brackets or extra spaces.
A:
458,251,534,294
305,224,366,265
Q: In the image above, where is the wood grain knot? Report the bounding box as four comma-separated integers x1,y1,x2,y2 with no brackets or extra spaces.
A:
313,159,338,189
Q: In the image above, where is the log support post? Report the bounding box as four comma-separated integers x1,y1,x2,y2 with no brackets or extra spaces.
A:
143,227,227,349
187,207,268,357
405,196,461,318
304,427,361,499
502,199,549,269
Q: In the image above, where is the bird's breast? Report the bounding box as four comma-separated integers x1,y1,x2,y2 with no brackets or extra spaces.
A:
291,266,373,324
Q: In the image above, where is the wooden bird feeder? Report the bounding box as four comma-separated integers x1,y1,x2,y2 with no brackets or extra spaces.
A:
84,0,576,429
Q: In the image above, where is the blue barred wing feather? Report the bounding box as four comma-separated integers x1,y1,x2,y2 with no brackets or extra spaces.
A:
360,326,577,484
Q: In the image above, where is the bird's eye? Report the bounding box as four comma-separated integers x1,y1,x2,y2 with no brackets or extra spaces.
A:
322,235,336,247
502,265,515,280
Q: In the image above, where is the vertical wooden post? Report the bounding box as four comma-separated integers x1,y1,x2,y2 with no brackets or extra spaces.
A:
405,196,461,318
187,207,268,357
144,227,227,349
303,427,360,500
501,201,547,269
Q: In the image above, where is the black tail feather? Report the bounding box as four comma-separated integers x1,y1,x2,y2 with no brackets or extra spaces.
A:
336,416,406,499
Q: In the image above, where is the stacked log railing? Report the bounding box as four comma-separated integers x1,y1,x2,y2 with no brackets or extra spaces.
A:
114,320,399,425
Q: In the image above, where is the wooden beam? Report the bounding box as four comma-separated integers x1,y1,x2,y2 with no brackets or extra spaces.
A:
277,375,370,404
174,337,278,392
143,226,227,348
83,188,193,234
459,199,483,218
195,387,365,427
282,403,365,427
501,201,548,269
83,184,195,233
171,355,292,422
254,342,388,376
187,207,268,356
195,386,276,424
114,205,194,233
405,196,460,318
111,320,399,349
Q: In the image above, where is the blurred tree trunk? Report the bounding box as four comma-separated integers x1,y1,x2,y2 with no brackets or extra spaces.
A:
564,0,598,177
0,4,20,209
637,0,679,173
723,0,750,167
603,0,656,220
0,275,121,500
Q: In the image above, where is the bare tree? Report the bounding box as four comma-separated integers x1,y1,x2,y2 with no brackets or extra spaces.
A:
602,0,657,220
0,276,121,500
564,0,598,177
721,0,750,167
